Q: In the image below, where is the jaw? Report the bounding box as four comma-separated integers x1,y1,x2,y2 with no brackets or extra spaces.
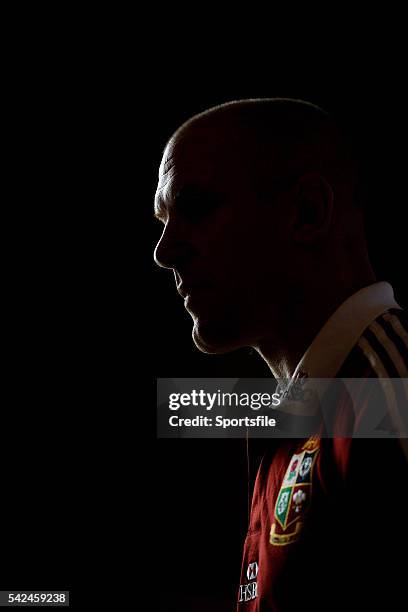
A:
191,313,260,355
192,322,239,355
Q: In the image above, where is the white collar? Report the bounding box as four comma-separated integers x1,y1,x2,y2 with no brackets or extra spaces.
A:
276,282,402,416
292,281,401,381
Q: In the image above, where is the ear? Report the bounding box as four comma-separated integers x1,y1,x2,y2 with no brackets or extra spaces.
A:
291,172,334,245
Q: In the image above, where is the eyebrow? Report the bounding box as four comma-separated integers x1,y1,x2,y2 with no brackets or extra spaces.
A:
154,198,168,221
154,184,216,222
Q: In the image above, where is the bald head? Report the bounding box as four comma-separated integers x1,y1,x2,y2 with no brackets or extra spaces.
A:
165,98,361,209
154,98,373,357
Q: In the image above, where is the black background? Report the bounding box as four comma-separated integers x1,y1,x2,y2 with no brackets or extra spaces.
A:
3,24,408,611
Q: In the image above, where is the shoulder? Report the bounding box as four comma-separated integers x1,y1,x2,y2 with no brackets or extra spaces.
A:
337,307,408,378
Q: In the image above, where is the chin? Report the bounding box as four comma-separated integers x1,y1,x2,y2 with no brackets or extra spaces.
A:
191,319,247,355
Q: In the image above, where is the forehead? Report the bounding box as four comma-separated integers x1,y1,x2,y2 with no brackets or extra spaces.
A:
156,125,247,202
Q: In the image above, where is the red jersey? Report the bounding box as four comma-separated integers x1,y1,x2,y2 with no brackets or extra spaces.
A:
237,293,408,611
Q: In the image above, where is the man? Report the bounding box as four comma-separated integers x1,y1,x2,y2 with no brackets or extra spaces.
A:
154,99,408,610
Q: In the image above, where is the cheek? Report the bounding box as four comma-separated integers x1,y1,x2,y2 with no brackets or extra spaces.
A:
208,231,265,280
196,209,285,284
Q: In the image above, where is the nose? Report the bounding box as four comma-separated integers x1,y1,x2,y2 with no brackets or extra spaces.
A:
153,234,171,269
153,220,194,270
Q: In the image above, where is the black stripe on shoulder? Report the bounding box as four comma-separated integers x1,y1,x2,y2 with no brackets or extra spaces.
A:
336,342,378,378
361,327,401,377
336,308,408,378
387,307,408,332
375,312,408,370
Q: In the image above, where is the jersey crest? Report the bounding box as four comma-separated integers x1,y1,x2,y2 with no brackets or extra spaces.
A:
270,437,320,546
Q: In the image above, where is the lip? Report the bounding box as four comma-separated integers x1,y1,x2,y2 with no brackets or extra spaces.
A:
177,281,211,299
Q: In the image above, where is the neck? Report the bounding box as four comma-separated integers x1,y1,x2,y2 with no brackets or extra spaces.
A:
253,268,376,381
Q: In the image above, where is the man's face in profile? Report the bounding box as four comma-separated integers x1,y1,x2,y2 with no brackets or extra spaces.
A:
154,122,293,354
